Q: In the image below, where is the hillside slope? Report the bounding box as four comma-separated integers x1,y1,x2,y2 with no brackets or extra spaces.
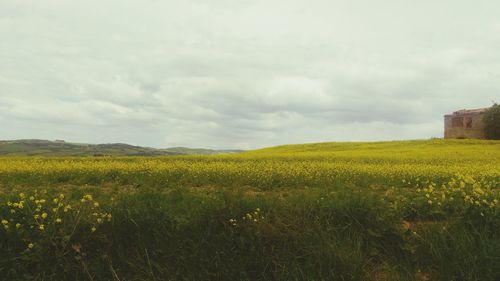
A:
0,139,243,156
241,139,500,165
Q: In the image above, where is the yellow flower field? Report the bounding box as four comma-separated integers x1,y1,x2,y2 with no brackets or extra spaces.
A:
0,139,498,189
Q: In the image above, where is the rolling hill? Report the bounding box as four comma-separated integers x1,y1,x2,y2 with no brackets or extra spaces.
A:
0,139,243,156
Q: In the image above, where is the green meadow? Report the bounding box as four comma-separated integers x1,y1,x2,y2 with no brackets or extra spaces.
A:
0,139,499,280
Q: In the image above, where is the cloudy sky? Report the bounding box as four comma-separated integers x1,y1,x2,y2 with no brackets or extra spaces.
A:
1,0,499,149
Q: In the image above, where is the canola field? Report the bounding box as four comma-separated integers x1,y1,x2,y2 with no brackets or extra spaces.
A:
0,139,499,281
1,139,499,188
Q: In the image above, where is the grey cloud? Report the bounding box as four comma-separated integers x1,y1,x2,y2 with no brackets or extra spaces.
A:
1,0,499,149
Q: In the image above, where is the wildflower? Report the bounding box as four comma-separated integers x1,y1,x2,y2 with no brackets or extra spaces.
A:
28,243,34,249
91,226,96,232
16,223,21,229
41,213,48,219
93,202,99,208
1,220,8,225
64,205,72,212
39,224,45,231
55,218,62,223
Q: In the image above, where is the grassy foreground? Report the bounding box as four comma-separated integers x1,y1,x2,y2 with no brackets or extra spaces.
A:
0,139,499,280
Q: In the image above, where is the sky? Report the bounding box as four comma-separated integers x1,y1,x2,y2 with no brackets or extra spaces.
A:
1,0,499,149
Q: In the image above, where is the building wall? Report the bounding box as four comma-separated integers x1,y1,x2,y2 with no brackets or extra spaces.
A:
444,113,486,139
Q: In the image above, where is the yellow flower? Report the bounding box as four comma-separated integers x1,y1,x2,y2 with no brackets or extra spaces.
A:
55,218,62,223
91,226,96,232
28,243,34,249
16,223,21,229
39,224,45,231
1,220,8,225
41,213,48,219
64,205,72,212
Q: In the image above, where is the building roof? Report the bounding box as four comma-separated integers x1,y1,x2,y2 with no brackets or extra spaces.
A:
445,107,489,117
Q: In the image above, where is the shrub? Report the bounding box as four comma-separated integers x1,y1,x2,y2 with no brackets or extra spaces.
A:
483,103,500,140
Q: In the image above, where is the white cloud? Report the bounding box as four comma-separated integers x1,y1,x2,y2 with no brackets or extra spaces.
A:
0,0,499,149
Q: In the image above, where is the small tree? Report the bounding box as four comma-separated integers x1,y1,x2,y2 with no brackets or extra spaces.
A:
483,103,500,140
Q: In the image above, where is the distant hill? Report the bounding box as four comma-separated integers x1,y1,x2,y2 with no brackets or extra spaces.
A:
0,139,243,156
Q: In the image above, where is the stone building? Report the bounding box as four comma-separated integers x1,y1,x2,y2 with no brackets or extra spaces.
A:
444,108,488,139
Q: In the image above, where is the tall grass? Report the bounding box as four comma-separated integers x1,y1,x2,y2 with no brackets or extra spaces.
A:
0,184,498,280
0,140,498,280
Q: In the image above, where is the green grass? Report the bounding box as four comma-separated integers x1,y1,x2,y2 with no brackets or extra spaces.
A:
0,139,498,280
